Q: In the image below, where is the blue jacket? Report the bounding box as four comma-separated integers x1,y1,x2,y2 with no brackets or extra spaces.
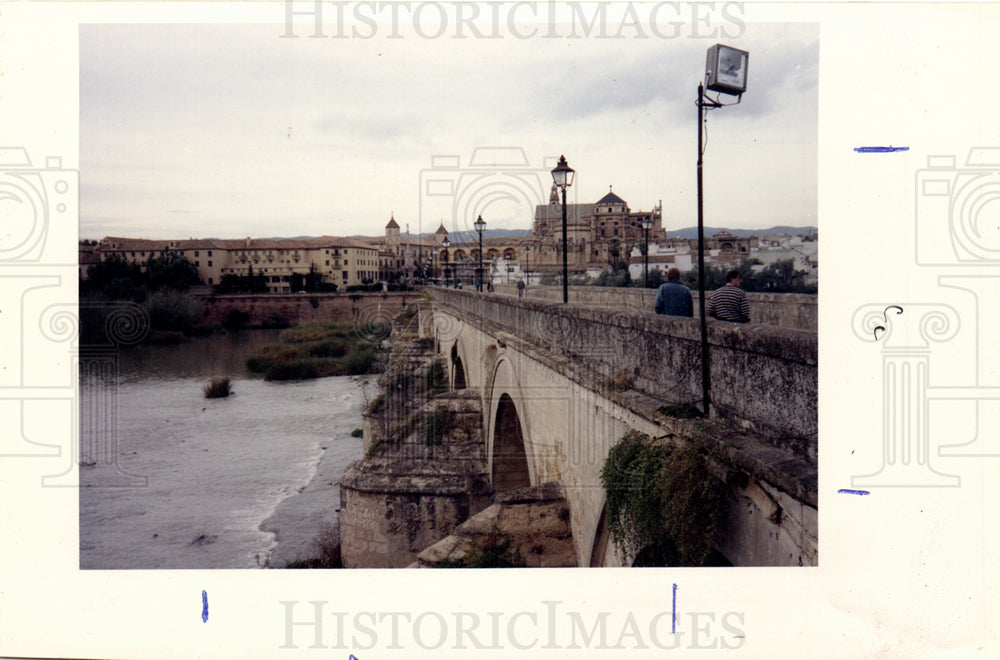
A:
654,280,693,317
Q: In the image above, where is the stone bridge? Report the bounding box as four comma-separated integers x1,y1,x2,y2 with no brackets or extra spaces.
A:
341,286,817,568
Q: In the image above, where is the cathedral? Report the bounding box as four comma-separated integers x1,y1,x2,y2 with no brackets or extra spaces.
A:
428,185,665,283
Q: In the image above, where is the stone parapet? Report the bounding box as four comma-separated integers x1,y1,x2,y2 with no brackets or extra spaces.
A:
429,287,817,462
491,284,816,331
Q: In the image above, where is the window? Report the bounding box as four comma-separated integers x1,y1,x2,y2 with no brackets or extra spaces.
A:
208,278,213,284
342,271,348,280
326,260,330,266
208,251,212,257
195,261,200,267
195,251,199,257
208,261,212,267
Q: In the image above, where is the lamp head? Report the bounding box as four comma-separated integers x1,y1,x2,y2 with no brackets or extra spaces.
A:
551,155,575,189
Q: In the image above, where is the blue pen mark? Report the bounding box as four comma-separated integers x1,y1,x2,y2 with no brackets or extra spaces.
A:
672,583,678,633
201,590,209,623
838,489,870,496
350,655,359,660
854,146,909,153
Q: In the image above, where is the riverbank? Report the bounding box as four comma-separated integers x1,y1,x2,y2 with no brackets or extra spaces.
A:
259,375,372,568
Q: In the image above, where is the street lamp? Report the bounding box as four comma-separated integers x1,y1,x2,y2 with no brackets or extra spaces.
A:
551,155,575,304
474,214,486,292
505,254,511,283
524,246,530,285
441,237,450,284
697,43,748,418
641,215,653,288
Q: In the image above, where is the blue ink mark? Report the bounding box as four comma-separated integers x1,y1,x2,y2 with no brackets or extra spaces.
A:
672,583,677,633
350,655,359,660
854,146,909,153
201,590,209,623
838,489,870,496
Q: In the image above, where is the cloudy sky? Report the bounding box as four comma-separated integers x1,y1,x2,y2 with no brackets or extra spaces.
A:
80,17,817,240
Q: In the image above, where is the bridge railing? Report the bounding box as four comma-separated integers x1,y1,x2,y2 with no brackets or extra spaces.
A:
490,283,817,332
429,287,817,463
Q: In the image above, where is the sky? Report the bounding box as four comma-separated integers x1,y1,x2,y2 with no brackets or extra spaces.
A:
80,16,817,241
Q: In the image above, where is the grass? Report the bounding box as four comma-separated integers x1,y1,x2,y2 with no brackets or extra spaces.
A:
246,321,388,380
203,377,231,398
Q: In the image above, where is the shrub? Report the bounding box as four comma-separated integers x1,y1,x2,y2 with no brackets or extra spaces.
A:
265,359,327,381
438,538,526,568
246,344,302,374
351,428,363,438
283,522,342,569
203,377,231,398
222,308,251,331
308,339,351,358
600,430,724,566
342,342,382,375
145,290,206,334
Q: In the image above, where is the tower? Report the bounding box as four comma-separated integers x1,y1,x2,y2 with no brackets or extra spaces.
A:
385,213,400,255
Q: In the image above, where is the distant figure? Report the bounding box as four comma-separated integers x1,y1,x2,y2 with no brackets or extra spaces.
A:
517,279,525,298
487,281,494,293
707,269,750,323
653,268,693,317
456,281,462,289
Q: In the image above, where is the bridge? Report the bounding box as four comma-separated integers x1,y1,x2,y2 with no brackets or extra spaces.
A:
339,285,817,568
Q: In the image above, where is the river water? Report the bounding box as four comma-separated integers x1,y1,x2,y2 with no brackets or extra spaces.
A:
79,330,369,569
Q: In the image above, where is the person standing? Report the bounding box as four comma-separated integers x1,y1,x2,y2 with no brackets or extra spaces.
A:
653,268,693,317
707,269,750,323
517,278,526,298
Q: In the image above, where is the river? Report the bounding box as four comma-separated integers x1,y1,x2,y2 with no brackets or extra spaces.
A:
79,330,370,569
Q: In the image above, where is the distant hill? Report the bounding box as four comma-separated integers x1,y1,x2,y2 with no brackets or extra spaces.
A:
665,226,817,240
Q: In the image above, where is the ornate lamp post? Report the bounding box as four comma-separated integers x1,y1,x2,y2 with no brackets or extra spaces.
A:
550,155,575,304
505,254,511,283
474,214,486,292
697,43,749,417
641,215,653,288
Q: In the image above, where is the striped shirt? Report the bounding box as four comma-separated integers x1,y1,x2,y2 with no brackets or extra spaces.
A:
707,284,750,322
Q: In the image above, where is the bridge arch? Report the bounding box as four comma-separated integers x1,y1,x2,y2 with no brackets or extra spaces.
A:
491,393,531,493
486,354,537,492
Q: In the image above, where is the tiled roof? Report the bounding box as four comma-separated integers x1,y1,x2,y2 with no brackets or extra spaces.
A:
596,190,627,205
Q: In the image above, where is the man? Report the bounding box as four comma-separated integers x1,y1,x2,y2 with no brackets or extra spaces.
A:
653,268,693,317
707,269,750,323
516,278,525,298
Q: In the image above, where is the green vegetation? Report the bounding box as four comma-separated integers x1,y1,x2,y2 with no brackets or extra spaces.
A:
600,430,725,567
245,320,389,381
350,428,363,438
80,251,205,343
203,377,231,399
437,538,527,568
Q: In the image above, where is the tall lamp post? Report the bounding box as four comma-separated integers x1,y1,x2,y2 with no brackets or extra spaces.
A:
641,215,653,288
524,246,530,285
551,155,575,304
697,43,749,417
505,254,511,283
441,237,450,284
474,214,486,292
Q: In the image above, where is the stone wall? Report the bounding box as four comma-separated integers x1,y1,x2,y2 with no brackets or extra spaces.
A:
491,284,817,331
195,291,421,327
430,288,817,460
